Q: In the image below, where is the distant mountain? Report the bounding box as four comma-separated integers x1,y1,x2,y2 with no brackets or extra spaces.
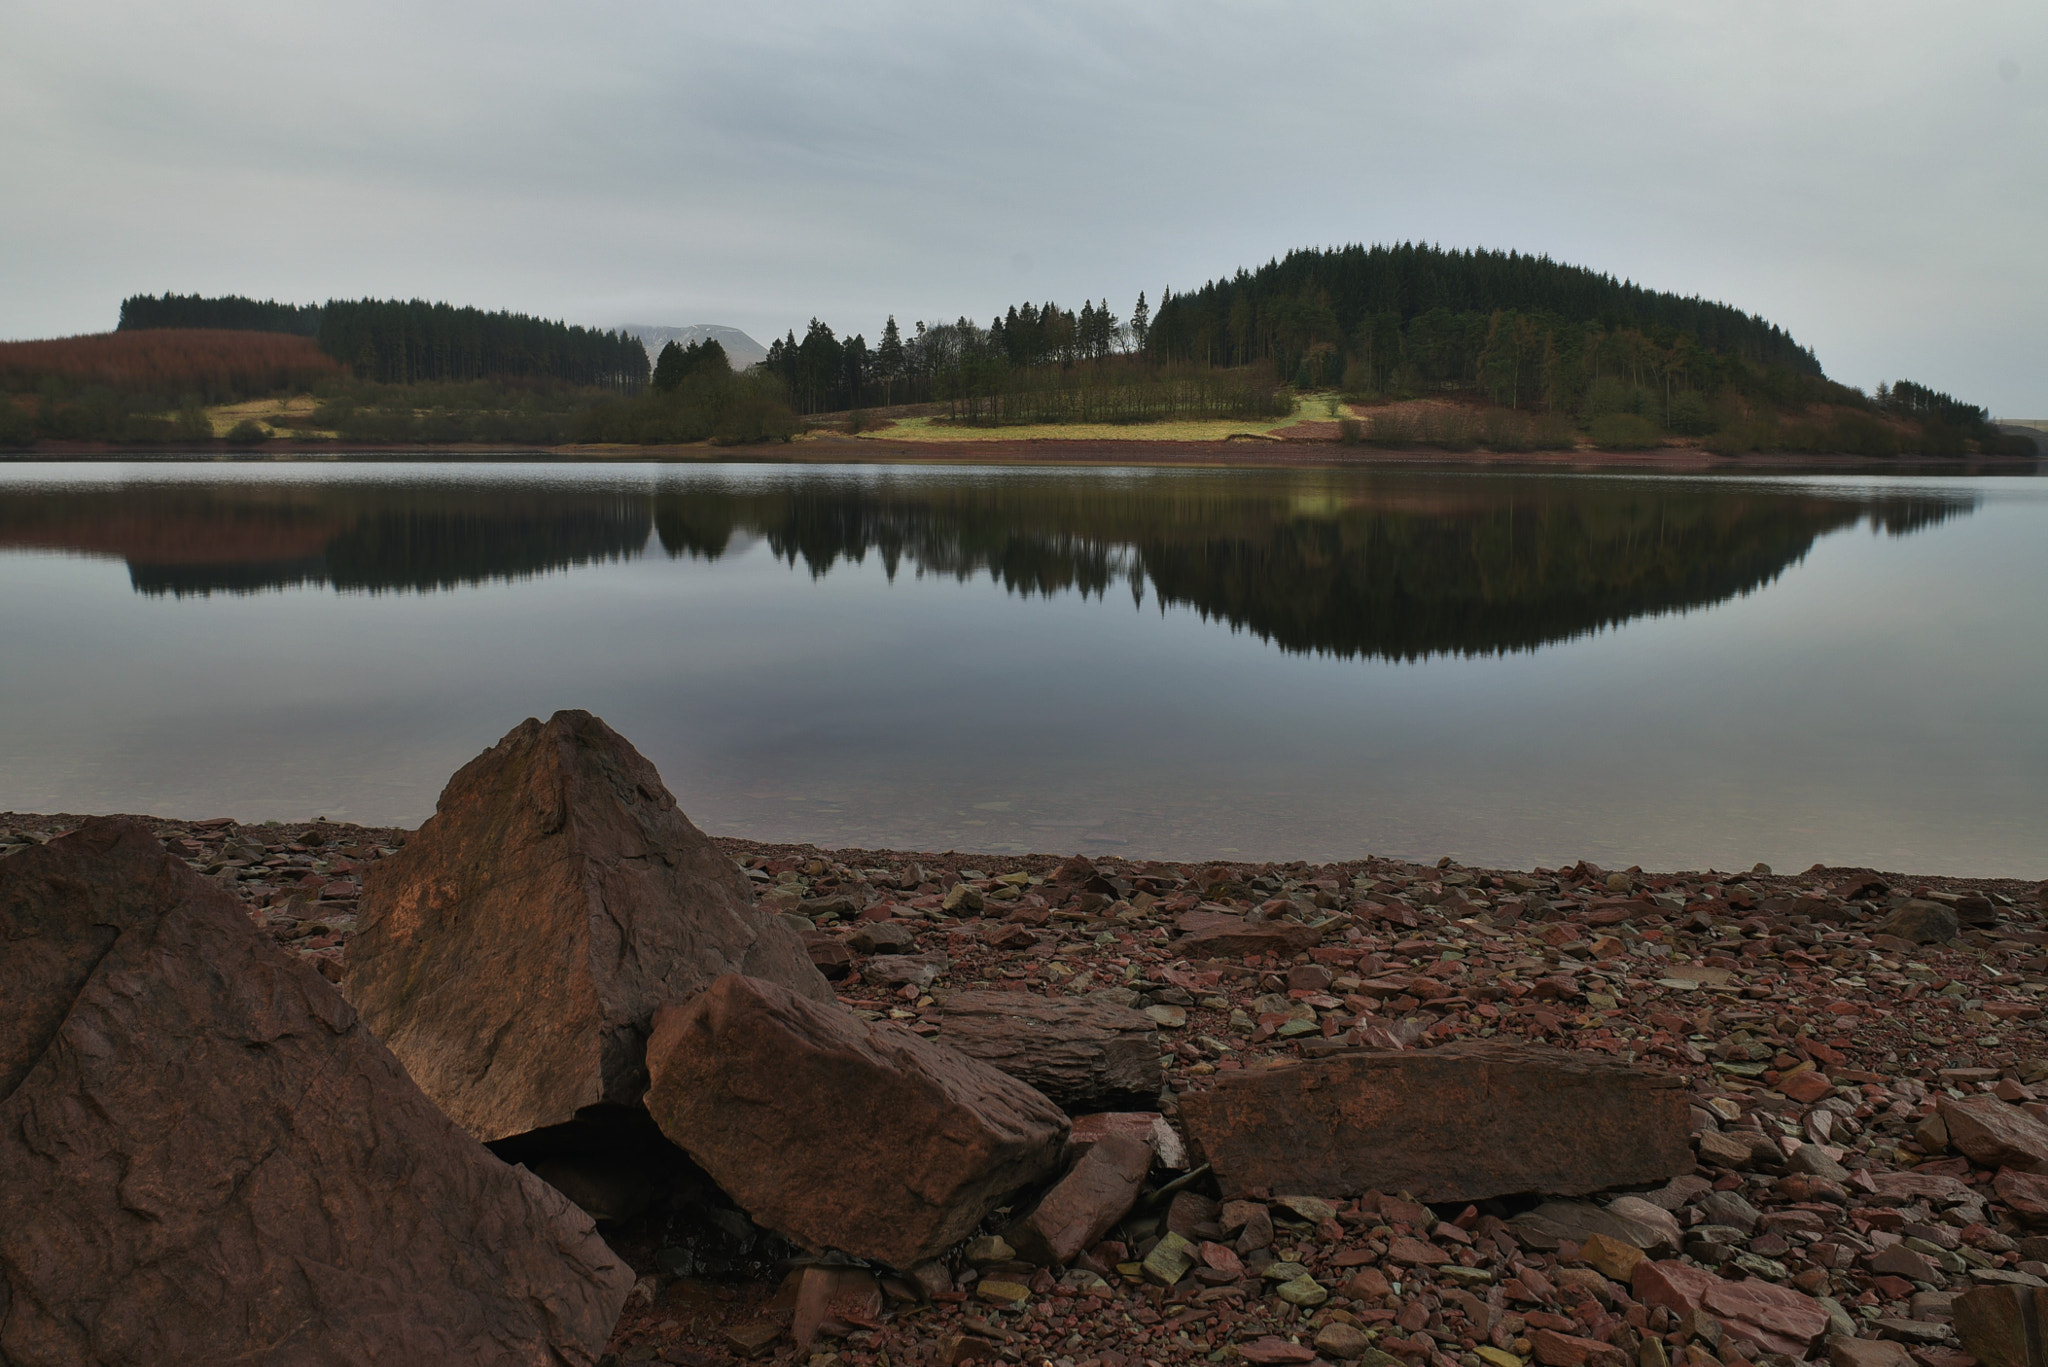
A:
618,324,768,370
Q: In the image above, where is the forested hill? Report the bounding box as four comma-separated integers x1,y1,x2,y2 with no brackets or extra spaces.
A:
117,294,646,390
1146,243,1821,380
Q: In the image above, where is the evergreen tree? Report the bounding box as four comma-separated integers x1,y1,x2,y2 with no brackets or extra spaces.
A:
652,341,687,393
876,316,905,404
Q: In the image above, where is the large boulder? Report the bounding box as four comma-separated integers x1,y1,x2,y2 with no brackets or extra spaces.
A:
344,710,831,1142
1179,1041,1691,1202
928,989,1163,1111
643,974,1070,1268
0,818,632,1366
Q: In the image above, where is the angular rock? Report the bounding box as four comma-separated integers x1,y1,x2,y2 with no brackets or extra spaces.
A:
1315,1321,1373,1360
1698,1128,1771,1169
928,989,1162,1111
343,711,830,1142
1829,1339,1915,1367
805,932,855,980
1700,1190,1763,1233
847,921,916,954
1580,1231,1648,1283
1995,1168,2048,1226
1952,1284,2046,1367
1009,1133,1153,1266
643,973,1068,1267
1633,1259,1831,1357
785,1265,883,1349
1781,1070,1835,1104
1179,1041,1691,1202
1531,1327,1629,1367
0,818,632,1365
863,953,951,990
1939,1096,2048,1172
1869,1243,1944,1283
1173,909,1324,958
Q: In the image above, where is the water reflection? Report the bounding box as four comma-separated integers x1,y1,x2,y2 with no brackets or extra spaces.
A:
0,470,1974,660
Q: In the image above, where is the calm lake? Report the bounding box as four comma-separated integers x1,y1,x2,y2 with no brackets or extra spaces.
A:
1,459,2042,876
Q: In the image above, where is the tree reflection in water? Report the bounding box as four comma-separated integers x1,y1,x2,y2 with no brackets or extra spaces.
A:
0,470,1973,661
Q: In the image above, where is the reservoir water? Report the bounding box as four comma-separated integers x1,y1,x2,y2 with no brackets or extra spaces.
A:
1,459,2041,876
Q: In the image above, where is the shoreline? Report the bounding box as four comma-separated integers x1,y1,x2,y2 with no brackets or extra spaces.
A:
9,808,2048,1363
3,438,2040,475
7,810,2043,903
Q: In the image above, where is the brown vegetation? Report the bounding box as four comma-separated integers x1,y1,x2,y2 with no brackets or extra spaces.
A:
0,329,340,397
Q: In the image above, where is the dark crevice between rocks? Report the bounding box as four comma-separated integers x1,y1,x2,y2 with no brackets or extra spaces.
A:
488,1104,798,1283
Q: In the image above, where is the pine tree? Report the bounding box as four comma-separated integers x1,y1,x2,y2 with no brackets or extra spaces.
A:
1130,292,1150,354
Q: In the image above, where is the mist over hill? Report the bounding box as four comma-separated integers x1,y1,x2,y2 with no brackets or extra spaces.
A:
619,324,767,369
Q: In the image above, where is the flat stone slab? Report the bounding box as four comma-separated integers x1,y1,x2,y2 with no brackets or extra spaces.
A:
928,989,1162,1111
1179,1040,1691,1202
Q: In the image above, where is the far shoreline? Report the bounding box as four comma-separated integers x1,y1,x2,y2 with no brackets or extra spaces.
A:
6,811,2045,892
3,435,2042,475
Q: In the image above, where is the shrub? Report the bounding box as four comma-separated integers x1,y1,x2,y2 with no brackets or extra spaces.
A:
224,418,268,445
1478,410,1577,451
0,399,32,447
1337,416,1363,444
1588,413,1662,449
1583,375,1652,418
1367,407,1477,451
1667,391,1715,436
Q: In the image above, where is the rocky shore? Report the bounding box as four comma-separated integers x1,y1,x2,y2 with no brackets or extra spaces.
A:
4,717,2047,1367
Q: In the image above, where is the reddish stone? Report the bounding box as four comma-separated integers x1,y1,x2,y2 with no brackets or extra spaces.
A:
1180,1042,1690,1203
1068,1111,1184,1167
1530,1328,1629,1367
1635,1258,1830,1357
1236,1338,1319,1365
643,973,1068,1267
1952,1283,2047,1367
1829,1339,1914,1367
1994,1167,2048,1225
806,933,855,979
1172,909,1324,958
0,818,632,1365
1341,1266,1393,1300
1780,1070,1835,1103
344,711,831,1142
1200,1241,1246,1278
1867,1243,1943,1283
1939,1096,2048,1172
786,1265,883,1348
1388,1235,1452,1266
927,990,1162,1111
1009,1134,1152,1266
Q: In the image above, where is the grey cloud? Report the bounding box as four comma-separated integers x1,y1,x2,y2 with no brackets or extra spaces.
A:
2,0,2042,412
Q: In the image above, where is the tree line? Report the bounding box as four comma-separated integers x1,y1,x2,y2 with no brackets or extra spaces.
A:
119,293,648,390
119,293,323,336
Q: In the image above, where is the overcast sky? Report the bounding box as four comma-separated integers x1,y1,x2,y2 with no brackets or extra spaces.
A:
4,2,2043,413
